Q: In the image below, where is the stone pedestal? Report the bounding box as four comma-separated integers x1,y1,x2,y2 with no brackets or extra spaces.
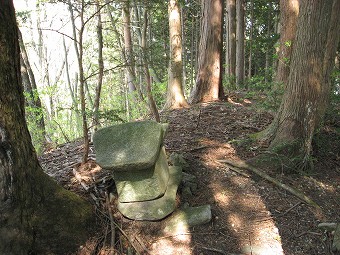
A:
93,121,181,221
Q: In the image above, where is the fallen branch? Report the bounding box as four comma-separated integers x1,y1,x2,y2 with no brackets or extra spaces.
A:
219,163,249,178
72,167,99,205
217,159,321,209
106,194,116,254
72,167,90,191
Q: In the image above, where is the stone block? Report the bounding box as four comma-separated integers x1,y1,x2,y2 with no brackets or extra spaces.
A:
93,121,168,171
117,166,182,221
114,147,170,202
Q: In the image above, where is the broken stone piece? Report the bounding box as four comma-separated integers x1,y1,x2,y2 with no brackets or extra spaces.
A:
163,205,212,234
318,222,338,232
114,147,170,203
333,224,340,252
93,121,168,171
117,166,182,221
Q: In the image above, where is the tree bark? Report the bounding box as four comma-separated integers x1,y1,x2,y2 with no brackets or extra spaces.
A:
275,0,299,85
18,30,46,142
164,0,189,109
236,0,245,88
141,8,160,122
92,0,104,130
0,2,94,253
122,0,137,93
189,0,224,104
263,0,340,171
247,0,254,81
78,1,90,163
227,0,236,87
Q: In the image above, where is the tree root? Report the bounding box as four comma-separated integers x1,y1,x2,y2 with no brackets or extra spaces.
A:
217,159,321,209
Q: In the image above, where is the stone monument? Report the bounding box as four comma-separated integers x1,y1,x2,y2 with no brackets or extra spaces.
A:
93,120,182,220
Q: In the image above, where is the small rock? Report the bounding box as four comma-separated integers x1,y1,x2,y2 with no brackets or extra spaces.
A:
318,222,338,232
169,153,189,169
182,186,193,197
333,224,340,252
163,205,212,234
182,172,197,183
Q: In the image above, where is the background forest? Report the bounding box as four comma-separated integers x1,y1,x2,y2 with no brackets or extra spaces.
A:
15,0,303,154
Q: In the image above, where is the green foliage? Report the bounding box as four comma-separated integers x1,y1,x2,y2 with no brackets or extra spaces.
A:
152,81,167,108
25,105,45,155
245,75,284,111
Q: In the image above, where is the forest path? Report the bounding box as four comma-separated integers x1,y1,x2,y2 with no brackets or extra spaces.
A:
39,101,339,255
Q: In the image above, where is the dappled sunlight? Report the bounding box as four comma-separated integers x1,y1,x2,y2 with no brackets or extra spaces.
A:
304,176,337,193
196,135,285,254
228,213,243,233
290,0,299,15
150,236,193,255
213,190,231,206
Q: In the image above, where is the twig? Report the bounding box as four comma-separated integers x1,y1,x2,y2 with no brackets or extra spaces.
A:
72,167,100,205
72,167,90,191
106,194,116,255
154,231,221,241
295,231,322,238
196,109,202,128
218,159,321,209
217,161,249,178
280,202,302,217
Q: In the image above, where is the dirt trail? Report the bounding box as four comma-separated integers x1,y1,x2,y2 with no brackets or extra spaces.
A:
40,101,340,255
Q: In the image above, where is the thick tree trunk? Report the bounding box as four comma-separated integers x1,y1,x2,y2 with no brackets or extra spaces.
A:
236,0,245,88
189,0,224,104
164,0,189,109
262,0,340,171
0,2,94,254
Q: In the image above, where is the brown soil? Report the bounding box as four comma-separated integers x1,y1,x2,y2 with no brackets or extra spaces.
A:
39,101,340,255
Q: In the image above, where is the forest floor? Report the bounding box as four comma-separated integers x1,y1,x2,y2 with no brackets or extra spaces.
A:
39,95,340,255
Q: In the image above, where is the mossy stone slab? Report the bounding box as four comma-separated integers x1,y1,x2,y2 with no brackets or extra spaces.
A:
93,121,168,171
114,147,170,203
117,166,182,221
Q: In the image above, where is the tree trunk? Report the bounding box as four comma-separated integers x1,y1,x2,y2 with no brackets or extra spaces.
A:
247,0,254,81
263,0,340,171
122,0,137,93
236,0,245,88
164,0,189,109
92,0,104,130
141,9,160,122
227,0,236,87
0,2,94,254
18,30,46,141
78,1,90,163
189,0,224,104
264,4,273,84
275,0,299,85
